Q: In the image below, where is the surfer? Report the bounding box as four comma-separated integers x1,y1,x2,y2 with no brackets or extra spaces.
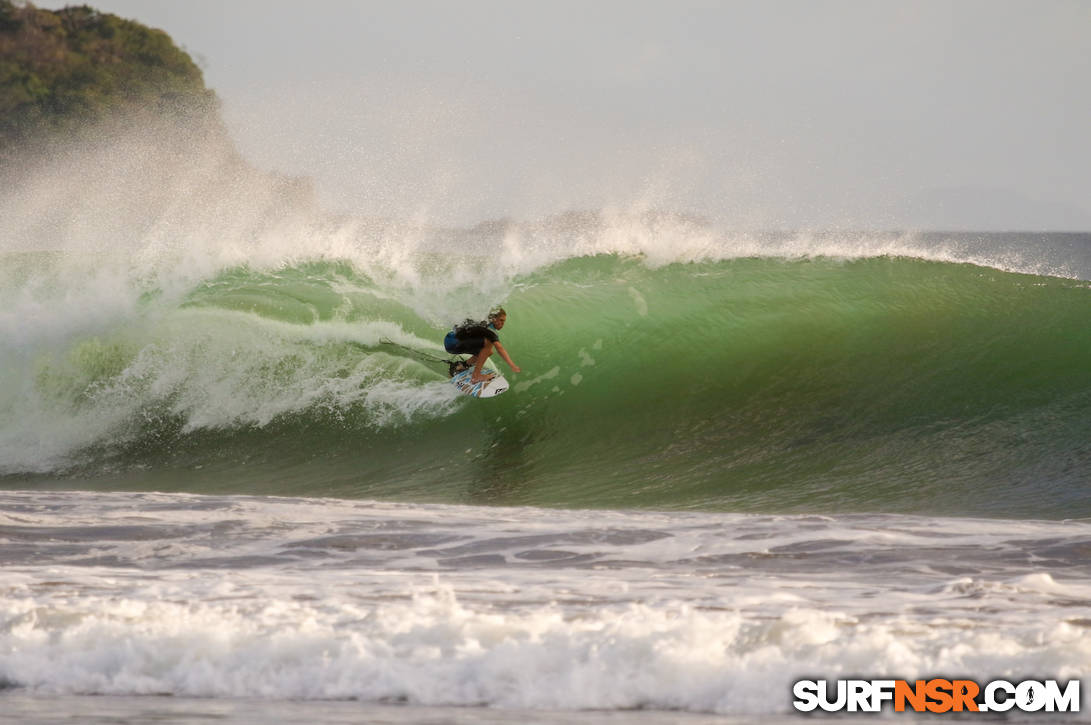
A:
444,307,521,383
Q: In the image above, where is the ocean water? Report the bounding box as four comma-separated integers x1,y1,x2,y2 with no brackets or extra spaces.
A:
2,150,1091,721
4,491,1091,724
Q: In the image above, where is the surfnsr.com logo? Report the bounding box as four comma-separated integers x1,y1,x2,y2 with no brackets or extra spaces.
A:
793,679,1080,713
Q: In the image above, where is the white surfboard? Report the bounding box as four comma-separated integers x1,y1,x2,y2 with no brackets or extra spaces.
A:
450,361,509,398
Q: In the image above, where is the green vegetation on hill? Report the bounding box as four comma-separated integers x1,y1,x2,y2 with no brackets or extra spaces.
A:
0,0,218,157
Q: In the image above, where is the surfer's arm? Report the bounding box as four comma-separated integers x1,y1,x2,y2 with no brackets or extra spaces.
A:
494,342,521,373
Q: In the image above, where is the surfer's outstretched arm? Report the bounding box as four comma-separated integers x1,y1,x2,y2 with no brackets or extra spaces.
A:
494,341,520,373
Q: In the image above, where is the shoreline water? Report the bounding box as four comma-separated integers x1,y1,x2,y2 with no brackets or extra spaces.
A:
0,694,798,725
2,490,1089,720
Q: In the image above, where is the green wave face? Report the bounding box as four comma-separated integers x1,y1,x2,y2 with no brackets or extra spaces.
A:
4,252,1091,518
485,255,1091,516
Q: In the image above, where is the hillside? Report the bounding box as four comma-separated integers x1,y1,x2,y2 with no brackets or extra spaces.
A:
0,0,220,161
0,1,316,219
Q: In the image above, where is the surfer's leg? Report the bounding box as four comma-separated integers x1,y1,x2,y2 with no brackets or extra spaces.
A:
470,340,496,382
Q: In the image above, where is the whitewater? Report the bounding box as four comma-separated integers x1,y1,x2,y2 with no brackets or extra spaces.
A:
2,132,1091,723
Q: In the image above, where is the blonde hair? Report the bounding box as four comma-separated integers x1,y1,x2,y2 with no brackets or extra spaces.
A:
487,306,507,322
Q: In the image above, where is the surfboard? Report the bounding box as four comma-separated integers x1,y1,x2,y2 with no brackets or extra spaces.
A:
449,361,509,398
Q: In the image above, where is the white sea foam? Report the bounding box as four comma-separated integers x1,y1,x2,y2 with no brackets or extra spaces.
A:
1,493,1090,716
20,584,1081,712
0,305,459,474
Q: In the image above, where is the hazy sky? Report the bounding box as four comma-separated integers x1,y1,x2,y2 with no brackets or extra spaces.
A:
42,0,1091,229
